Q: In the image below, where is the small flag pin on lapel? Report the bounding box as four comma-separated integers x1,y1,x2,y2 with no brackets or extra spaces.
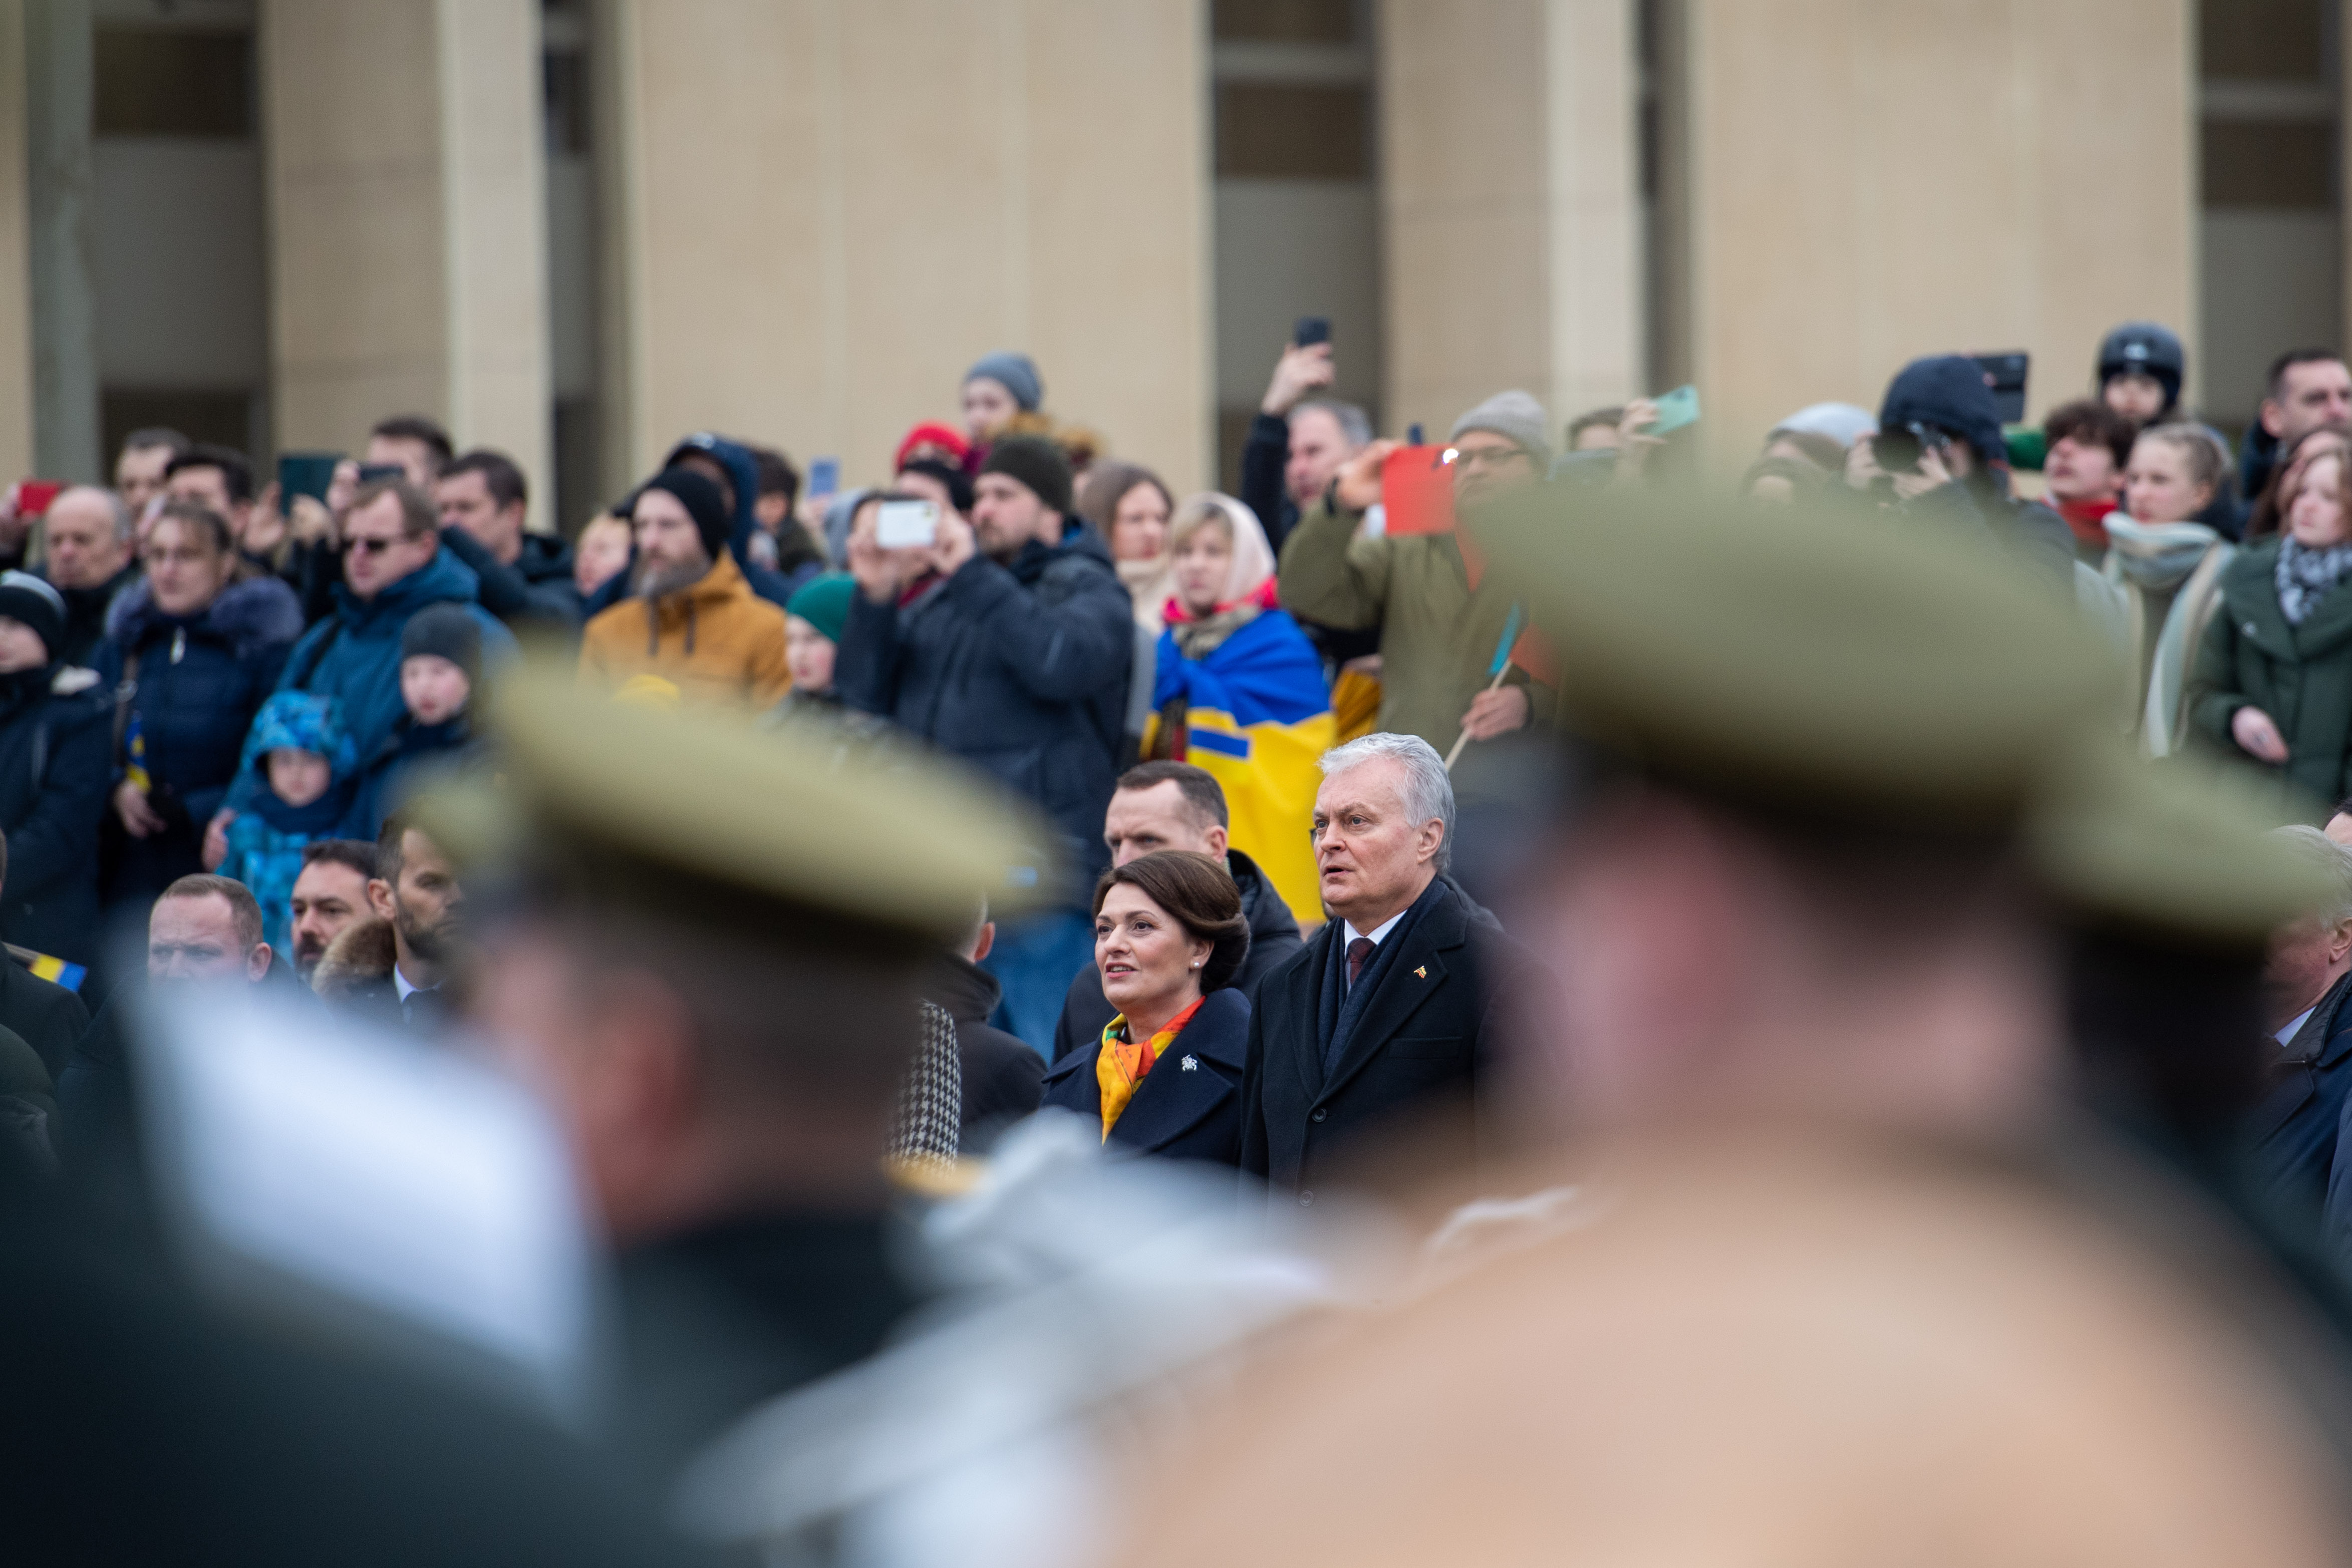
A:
1414,965,1427,979
1181,1055,1198,1071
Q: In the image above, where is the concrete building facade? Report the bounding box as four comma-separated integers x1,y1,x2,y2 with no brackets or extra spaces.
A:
0,0,2335,527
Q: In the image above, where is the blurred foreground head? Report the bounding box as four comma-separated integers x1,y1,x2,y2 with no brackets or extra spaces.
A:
1107,490,2352,1568
412,662,1054,1242
1480,487,2118,1140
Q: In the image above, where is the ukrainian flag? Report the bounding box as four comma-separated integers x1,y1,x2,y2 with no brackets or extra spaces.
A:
8,944,86,993
1151,609,1334,926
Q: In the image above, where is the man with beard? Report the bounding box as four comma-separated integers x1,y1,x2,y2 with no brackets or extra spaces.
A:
287,839,378,985
577,468,790,707
311,812,465,1033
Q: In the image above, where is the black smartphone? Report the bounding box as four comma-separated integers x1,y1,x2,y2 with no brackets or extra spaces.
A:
1294,316,1332,349
356,462,407,484
1971,351,2029,424
1873,421,1951,476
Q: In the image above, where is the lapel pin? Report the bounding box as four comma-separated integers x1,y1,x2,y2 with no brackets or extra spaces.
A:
1414,966,1427,979
1181,1055,1198,1071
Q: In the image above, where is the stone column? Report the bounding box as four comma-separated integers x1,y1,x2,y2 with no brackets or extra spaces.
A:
0,0,34,483
263,0,550,527
1379,0,1643,445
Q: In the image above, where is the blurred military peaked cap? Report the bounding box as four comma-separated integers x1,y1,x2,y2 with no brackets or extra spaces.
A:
409,659,1061,942
2030,739,2337,947
1474,488,2119,825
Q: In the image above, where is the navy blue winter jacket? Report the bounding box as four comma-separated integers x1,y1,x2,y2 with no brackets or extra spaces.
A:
227,549,514,816
0,665,112,963
91,575,302,904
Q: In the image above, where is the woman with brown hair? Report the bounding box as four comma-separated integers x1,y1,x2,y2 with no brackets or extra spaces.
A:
1076,462,1177,632
1040,849,1252,1164
2189,426,2352,804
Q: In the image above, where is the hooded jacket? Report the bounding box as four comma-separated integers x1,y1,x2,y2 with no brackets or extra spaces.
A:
92,575,303,905
0,664,111,964
246,548,515,811
836,523,1134,881
577,549,792,708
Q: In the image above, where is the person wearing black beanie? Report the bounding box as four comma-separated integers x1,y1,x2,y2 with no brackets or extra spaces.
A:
577,467,793,708
635,468,732,564
978,435,1074,518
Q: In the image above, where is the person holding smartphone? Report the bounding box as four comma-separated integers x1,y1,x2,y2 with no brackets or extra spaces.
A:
1845,355,2075,593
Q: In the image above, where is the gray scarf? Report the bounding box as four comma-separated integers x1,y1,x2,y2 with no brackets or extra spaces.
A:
2103,516,2218,591
2276,535,2352,625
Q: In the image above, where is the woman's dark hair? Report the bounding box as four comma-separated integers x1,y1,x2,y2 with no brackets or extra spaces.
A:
1091,850,1250,993
149,498,233,556
2246,426,2351,540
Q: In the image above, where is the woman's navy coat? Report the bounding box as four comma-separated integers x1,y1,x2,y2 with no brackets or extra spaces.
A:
1040,986,1250,1166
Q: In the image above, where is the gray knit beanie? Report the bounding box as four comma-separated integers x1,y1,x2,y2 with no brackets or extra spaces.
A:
1450,390,1554,466
964,352,1043,412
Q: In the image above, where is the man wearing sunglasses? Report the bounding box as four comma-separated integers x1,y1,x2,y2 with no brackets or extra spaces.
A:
202,479,514,870
1847,355,2075,593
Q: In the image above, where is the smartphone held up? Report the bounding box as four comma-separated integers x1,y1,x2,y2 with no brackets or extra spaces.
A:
874,498,941,551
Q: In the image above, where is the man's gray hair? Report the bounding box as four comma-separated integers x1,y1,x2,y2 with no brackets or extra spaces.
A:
1320,732,1455,872
1294,398,1372,450
2273,825,2352,928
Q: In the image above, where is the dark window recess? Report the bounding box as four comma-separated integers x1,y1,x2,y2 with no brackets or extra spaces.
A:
103,389,254,468
552,397,604,539
95,27,253,138
1212,0,1354,44
2200,0,2326,81
1216,84,1369,179
2203,119,2336,209
544,48,591,156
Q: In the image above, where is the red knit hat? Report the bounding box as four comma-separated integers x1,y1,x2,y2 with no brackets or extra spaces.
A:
894,422,970,472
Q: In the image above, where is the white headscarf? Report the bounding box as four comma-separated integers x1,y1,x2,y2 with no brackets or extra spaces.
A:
1165,492,1276,616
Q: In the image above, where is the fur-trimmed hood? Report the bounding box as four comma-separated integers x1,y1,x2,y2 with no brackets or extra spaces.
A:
311,915,396,1001
107,573,306,657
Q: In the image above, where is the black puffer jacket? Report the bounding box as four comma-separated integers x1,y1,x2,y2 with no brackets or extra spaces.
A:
836,524,1133,882
0,666,111,964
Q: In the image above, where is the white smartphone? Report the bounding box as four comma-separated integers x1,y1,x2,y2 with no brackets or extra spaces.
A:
874,498,940,549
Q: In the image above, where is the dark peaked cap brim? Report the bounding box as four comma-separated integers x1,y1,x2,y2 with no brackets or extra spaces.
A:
411,660,1063,943
1473,488,2119,823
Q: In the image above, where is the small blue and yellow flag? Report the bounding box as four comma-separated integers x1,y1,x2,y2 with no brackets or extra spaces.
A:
11,945,86,993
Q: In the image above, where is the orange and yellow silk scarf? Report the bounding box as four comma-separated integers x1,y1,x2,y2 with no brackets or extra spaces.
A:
1096,996,1206,1139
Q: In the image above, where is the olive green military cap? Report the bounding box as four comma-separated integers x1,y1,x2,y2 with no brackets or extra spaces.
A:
410,660,1061,943
1471,489,2117,822
2030,740,2337,945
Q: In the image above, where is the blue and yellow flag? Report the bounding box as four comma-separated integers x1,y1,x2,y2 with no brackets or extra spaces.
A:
1152,609,1334,926
10,945,85,993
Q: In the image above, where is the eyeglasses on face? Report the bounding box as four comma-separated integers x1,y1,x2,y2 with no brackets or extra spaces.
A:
345,533,420,556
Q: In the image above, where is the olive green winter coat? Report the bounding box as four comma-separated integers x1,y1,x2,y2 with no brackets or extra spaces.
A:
2188,536,2352,812
1277,498,1532,759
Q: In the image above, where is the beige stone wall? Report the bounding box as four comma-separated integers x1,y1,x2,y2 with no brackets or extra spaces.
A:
603,0,1211,496
263,0,550,525
1380,0,1642,446
0,0,30,482
1678,0,2196,463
